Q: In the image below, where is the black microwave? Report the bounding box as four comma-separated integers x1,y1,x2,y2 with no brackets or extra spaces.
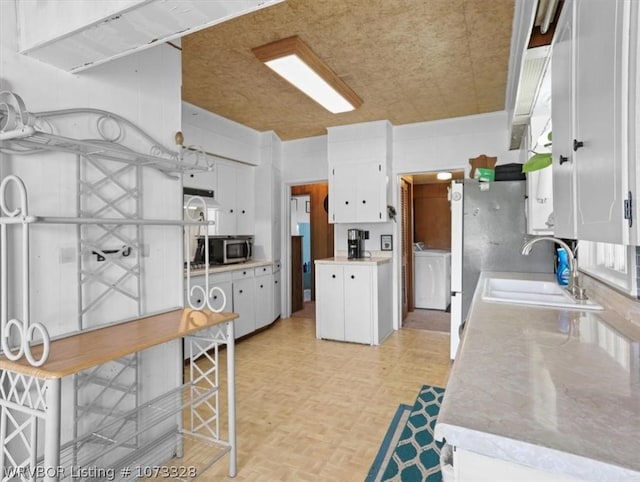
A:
194,235,253,265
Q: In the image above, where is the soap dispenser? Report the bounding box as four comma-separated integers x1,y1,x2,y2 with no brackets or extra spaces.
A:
556,248,570,286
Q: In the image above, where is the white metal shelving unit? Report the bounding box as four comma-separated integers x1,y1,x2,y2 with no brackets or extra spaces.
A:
0,91,235,481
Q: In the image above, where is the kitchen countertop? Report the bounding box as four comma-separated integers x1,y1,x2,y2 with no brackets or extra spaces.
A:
186,260,274,277
434,271,640,481
315,256,392,265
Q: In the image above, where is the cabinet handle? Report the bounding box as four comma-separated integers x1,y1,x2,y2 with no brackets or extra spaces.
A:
573,139,584,151
345,201,349,205
559,155,569,165
196,298,202,304
189,174,195,178
239,289,243,294
260,284,264,288
243,271,247,275
332,274,336,279
230,209,234,213
213,295,218,300
362,200,366,204
275,280,278,284
242,210,245,214
351,275,355,279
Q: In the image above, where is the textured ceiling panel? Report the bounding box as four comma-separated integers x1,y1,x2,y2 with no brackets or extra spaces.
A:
182,0,516,140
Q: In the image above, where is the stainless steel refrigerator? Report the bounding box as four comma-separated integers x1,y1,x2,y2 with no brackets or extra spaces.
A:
449,179,554,359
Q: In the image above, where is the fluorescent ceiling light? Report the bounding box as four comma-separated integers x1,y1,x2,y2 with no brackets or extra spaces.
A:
437,172,453,180
253,36,362,114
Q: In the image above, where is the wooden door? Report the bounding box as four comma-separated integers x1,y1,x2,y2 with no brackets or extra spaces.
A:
291,183,333,300
400,178,413,321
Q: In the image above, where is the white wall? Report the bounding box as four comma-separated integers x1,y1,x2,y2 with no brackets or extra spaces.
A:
1,0,183,445
182,102,262,165
282,135,329,183
393,111,519,175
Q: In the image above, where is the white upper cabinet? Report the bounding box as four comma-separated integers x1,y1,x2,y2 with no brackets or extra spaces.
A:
551,2,576,239
216,161,255,235
327,121,392,224
552,0,637,243
329,161,387,223
573,0,627,243
183,169,216,191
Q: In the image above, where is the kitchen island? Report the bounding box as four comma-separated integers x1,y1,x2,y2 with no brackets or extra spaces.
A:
435,271,640,481
315,256,392,345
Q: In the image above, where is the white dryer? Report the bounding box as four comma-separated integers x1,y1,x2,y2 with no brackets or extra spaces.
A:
414,249,451,310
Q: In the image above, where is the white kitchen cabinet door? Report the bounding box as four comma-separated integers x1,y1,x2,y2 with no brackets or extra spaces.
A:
330,163,358,223
329,161,387,223
343,265,372,344
254,272,273,330
216,162,255,235
216,163,238,235
552,2,576,239
272,269,281,321
315,264,345,340
356,162,386,222
272,167,282,261
573,0,627,243
236,163,255,236
232,277,255,338
183,169,216,191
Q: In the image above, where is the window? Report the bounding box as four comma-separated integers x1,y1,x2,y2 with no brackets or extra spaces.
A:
578,240,635,293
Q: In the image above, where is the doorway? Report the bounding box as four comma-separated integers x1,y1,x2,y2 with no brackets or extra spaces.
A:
400,170,463,332
290,183,333,318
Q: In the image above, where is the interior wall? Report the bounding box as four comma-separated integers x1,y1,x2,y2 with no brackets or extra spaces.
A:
290,183,333,300
413,183,452,250
1,0,183,444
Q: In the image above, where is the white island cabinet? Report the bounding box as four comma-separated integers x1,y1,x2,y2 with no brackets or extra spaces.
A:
315,257,392,345
435,271,640,482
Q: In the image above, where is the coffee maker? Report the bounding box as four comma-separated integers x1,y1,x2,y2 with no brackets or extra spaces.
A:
347,229,367,259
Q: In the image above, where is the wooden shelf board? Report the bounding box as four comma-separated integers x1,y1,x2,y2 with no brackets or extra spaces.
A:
0,309,237,379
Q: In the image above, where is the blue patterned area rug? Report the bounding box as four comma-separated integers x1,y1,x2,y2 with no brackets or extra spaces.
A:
366,385,446,482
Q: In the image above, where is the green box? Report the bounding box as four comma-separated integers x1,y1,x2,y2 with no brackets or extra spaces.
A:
475,168,495,182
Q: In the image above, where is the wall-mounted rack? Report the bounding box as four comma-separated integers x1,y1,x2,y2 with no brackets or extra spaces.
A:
0,91,213,176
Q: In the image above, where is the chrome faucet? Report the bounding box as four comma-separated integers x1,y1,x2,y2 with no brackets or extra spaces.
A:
521,236,588,301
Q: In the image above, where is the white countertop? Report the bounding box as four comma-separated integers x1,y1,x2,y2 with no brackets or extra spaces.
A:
435,271,640,481
315,256,392,265
186,260,273,277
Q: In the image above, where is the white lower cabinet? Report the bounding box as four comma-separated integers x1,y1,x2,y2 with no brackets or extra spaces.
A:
315,260,392,345
232,270,255,339
254,266,273,329
272,266,281,321
185,263,279,344
184,272,233,312
453,448,577,482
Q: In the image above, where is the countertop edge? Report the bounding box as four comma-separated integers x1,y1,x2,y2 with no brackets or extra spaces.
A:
314,256,392,265
186,260,274,276
434,422,640,481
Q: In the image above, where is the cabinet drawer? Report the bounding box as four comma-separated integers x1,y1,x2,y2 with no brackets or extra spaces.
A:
232,267,254,280
254,265,273,277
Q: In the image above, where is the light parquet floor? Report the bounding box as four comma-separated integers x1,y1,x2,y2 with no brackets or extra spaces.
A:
183,316,451,481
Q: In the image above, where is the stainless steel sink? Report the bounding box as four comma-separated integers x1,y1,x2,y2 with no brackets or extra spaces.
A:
482,277,604,311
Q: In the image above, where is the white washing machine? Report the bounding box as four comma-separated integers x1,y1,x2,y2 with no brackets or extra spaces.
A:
414,249,451,310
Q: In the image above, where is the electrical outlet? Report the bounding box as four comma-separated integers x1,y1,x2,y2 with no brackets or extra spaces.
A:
59,247,76,264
